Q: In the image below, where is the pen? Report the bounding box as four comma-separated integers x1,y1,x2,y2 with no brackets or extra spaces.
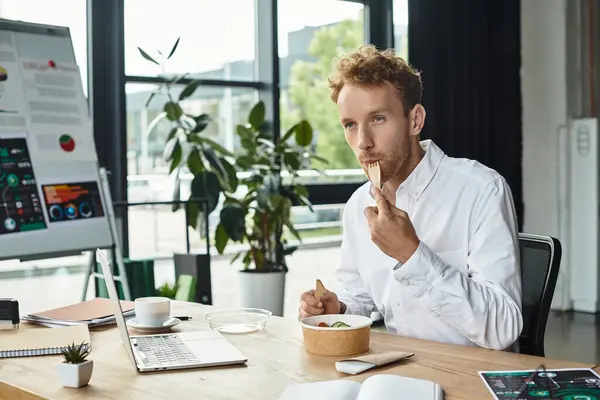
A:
174,316,192,321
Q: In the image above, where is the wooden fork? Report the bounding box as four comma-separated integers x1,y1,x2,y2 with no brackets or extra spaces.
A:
367,161,382,189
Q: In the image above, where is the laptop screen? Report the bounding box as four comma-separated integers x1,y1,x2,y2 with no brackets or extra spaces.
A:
96,249,138,371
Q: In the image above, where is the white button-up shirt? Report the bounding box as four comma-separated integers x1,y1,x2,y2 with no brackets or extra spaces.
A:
336,140,523,351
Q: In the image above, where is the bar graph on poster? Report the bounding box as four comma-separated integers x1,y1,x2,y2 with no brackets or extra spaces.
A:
0,20,113,261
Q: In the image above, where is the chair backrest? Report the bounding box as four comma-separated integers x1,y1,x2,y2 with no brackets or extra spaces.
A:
518,233,562,357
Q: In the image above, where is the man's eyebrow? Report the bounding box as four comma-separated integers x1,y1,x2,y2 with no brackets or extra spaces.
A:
368,108,390,115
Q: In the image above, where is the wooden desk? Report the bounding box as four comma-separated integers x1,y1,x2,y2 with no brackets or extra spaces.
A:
0,301,596,400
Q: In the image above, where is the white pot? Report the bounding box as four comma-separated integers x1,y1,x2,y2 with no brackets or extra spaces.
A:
239,270,286,317
55,360,93,388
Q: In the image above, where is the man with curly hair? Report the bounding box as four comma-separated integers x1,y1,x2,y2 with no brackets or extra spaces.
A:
299,45,522,351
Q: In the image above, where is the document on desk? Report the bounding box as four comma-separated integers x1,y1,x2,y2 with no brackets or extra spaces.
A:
22,298,135,328
479,368,600,399
279,374,443,400
0,324,90,358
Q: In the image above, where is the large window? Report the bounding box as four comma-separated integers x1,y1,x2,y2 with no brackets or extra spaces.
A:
394,0,409,60
278,0,365,178
0,0,88,92
124,0,256,81
123,1,262,256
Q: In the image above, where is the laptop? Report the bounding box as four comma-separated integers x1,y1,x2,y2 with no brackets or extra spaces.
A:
97,249,248,372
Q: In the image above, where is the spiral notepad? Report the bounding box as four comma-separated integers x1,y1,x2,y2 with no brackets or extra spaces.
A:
0,324,90,359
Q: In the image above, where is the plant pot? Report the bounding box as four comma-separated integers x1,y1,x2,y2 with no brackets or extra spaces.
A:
55,360,93,388
239,270,286,317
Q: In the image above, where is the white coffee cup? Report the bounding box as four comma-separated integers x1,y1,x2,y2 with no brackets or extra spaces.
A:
134,297,171,327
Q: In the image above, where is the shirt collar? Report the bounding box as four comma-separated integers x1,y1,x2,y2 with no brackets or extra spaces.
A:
368,139,445,201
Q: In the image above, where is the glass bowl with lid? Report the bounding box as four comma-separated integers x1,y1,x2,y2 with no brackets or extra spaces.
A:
204,308,272,334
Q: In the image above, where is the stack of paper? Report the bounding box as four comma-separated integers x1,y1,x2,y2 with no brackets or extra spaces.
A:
22,298,135,328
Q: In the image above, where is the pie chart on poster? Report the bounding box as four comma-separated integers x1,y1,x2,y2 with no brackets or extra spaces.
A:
0,66,7,82
59,134,75,152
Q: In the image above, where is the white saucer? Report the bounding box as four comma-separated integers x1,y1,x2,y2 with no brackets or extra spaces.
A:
126,317,181,332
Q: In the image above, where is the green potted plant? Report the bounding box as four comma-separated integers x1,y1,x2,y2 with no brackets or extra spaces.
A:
55,341,93,388
156,281,178,299
138,38,236,228
211,101,327,316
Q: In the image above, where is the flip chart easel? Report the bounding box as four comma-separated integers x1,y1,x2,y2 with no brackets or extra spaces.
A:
0,20,131,299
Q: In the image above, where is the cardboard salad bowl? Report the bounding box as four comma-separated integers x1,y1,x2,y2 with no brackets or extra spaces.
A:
300,314,373,356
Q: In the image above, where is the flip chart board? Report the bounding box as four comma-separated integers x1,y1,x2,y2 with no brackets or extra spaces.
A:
0,20,112,261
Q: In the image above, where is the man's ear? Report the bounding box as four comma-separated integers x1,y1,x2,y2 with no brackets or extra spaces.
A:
409,104,426,136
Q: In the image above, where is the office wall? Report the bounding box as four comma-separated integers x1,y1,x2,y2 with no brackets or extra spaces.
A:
521,0,570,310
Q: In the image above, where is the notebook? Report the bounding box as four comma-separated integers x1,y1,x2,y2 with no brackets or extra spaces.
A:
279,374,443,400
22,298,135,328
0,324,90,358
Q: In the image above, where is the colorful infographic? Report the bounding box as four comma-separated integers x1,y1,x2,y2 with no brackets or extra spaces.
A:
480,368,600,400
41,181,104,223
0,136,47,235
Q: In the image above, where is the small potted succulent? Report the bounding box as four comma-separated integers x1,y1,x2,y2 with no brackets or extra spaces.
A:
55,341,93,388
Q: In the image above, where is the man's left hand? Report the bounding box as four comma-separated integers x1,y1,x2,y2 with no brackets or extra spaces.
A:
364,187,420,264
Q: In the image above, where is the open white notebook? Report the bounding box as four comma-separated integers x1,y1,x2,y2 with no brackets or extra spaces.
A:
279,374,443,400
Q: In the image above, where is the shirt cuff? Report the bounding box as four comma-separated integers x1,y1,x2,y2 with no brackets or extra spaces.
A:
393,241,449,287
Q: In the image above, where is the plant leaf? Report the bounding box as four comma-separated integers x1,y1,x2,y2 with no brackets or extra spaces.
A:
283,246,298,256
284,152,301,170
248,101,266,131
167,127,178,142
215,223,229,254
309,154,329,164
163,137,178,161
169,141,182,174
190,171,222,214
230,251,244,265
197,137,233,157
241,136,255,152
179,79,202,101
187,148,204,174
164,102,183,121
284,220,302,241
295,120,313,146
171,172,181,212
298,194,313,212
190,115,210,134
167,37,180,59
145,91,157,108
281,123,297,143
242,250,252,269
236,155,254,169
202,146,226,178
138,47,159,65
220,157,239,192
257,138,275,148
236,124,253,138
256,186,269,211
220,204,245,242
186,201,200,229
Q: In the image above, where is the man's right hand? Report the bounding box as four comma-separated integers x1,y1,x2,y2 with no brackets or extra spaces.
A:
299,289,341,319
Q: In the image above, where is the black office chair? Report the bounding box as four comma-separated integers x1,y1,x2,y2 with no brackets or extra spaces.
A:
518,233,562,357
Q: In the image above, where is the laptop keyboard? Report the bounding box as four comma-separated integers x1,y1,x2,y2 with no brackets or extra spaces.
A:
133,335,198,367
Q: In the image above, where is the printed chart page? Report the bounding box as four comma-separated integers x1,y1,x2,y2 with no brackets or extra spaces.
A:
479,368,600,399
20,59,97,162
0,31,28,133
